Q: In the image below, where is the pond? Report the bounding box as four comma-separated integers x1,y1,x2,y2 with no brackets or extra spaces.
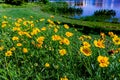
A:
50,0,120,19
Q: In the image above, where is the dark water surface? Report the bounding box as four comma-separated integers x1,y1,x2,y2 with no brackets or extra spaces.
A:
50,0,120,19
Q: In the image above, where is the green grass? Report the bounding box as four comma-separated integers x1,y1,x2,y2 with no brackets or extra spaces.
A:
0,3,120,79
0,3,120,32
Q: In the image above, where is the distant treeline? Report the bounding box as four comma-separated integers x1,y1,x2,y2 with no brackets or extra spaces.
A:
1,0,49,5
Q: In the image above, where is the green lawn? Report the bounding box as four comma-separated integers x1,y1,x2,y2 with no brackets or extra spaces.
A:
0,3,120,32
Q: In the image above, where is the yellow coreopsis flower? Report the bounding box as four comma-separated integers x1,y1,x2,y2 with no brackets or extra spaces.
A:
36,36,45,43
5,50,12,57
23,48,28,53
30,16,33,18
41,27,46,31
83,41,91,47
60,76,68,80
10,47,16,51
97,55,109,67
94,39,105,48
60,38,70,45
0,46,4,51
64,24,69,29
2,21,8,28
23,21,28,26
47,19,54,25
108,32,114,37
80,46,92,56
24,32,32,38
40,18,45,22
59,49,67,56
17,43,22,47
52,35,61,41
3,16,7,19
13,27,21,31
100,32,105,39
45,63,50,68
65,32,73,37
17,18,22,23
12,36,19,41
31,28,40,35
54,28,58,33
112,37,120,45
15,22,21,27
50,15,54,18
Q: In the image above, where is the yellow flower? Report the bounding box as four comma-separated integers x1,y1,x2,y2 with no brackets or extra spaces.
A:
108,32,114,37
12,36,19,41
47,19,54,25
117,48,120,52
65,32,73,37
17,43,22,47
40,18,45,22
94,39,105,48
0,46,4,51
45,63,50,68
97,56,109,67
54,28,58,33
23,21,28,26
5,50,12,57
13,27,21,31
1,23,6,28
23,48,28,53
64,24,69,29
10,47,16,51
24,32,32,38
59,49,67,56
50,15,54,18
36,36,45,43
112,37,120,45
2,21,8,28
18,31,24,36
3,16,7,19
78,36,84,41
60,38,70,45
100,32,105,39
41,27,46,31
52,35,61,41
15,22,21,27
36,43,43,48
30,16,33,18
83,41,91,47
60,76,68,80
17,18,22,23
80,46,92,56
31,28,40,35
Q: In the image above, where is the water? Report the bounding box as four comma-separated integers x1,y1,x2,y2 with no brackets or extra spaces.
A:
50,0,120,19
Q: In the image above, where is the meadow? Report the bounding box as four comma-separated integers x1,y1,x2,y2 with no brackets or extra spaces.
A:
0,3,120,80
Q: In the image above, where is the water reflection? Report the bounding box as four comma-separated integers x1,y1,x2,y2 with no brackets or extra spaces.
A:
50,0,120,18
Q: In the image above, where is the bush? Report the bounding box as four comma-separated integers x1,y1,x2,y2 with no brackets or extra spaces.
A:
41,0,49,4
5,0,25,5
93,9,116,18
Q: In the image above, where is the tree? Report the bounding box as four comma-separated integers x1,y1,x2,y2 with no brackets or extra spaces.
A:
5,0,25,5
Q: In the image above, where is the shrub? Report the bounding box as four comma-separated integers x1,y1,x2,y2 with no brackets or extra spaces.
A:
41,0,49,4
93,9,116,18
5,0,25,5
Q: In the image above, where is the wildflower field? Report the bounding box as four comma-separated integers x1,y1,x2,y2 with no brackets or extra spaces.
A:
0,15,120,80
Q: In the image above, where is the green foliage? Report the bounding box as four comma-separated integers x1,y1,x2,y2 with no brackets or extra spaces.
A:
41,0,49,4
5,0,25,5
40,2,83,16
0,14,120,79
93,9,116,18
